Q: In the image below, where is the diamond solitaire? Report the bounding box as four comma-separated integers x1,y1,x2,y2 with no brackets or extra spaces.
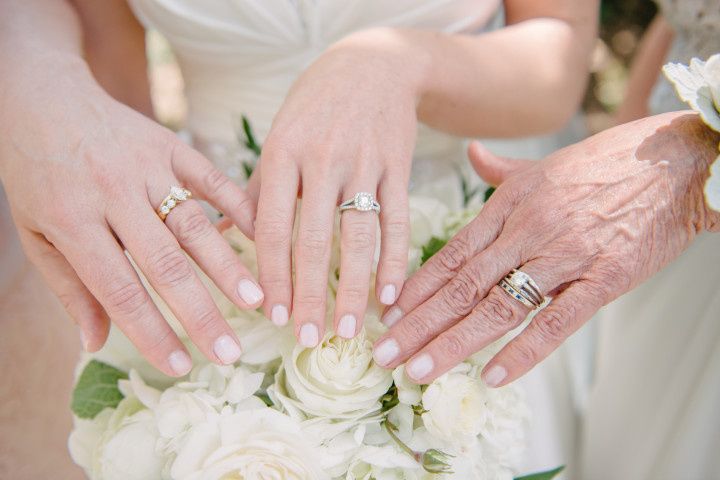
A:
339,192,380,214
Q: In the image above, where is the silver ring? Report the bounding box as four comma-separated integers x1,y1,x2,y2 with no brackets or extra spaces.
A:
157,186,192,221
499,269,545,309
339,192,380,214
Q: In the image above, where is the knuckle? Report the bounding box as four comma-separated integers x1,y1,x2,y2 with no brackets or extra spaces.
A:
191,308,221,336
104,281,148,318
203,166,231,197
380,254,407,273
477,292,518,328
441,274,478,316
510,340,538,369
297,228,331,259
294,293,325,312
174,209,213,244
344,228,375,253
436,331,466,358
146,245,193,288
255,218,292,249
381,216,409,242
397,315,433,347
534,307,569,341
338,284,367,303
435,238,470,273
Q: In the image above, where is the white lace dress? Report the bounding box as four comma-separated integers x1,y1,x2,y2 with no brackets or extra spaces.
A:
581,2,720,479
125,0,584,476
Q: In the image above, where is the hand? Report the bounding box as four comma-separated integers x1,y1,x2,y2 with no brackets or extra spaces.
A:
254,29,426,345
373,111,720,386
0,63,262,377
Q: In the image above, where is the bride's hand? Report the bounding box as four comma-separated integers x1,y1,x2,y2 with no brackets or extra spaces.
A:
254,29,427,345
373,112,720,385
0,63,262,377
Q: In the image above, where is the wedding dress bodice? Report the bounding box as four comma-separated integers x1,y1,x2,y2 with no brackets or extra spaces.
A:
128,0,501,194
650,0,720,114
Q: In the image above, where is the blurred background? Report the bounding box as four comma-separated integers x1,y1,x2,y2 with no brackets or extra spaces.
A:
146,0,660,135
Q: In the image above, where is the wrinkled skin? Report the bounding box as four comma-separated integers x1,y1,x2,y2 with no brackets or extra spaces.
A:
373,111,720,386
0,65,262,377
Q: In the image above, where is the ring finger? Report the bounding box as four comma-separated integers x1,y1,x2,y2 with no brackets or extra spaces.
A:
403,259,566,383
334,185,380,339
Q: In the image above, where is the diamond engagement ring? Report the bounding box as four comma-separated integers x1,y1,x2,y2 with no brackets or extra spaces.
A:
157,186,192,221
498,268,545,309
339,192,380,214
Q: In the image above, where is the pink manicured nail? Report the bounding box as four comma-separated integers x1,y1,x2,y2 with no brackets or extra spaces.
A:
271,305,289,326
214,335,242,364
337,315,356,338
380,285,396,305
238,280,264,305
381,306,403,328
407,353,434,380
483,365,507,387
299,324,319,347
168,350,192,376
373,338,400,366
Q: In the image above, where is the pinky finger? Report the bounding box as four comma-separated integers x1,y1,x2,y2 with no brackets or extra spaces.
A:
481,281,602,388
18,229,110,352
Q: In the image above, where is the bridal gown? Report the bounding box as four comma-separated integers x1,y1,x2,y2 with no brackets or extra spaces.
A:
124,0,583,476
580,1,720,479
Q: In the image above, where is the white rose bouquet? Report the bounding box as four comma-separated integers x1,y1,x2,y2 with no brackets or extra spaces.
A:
68,195,563,480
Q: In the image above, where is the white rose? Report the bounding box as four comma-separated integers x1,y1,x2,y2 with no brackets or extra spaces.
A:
271,325,393,419
421,364,487,444
408,196,450,248
392,366,422,406
170,408,329,480
69,397,165,480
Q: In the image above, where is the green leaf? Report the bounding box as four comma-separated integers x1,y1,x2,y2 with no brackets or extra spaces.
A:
421,236,447,265
380,384,399,412
483,186,496,202
514,466,565,480
71,360,128,419
241,115,262,157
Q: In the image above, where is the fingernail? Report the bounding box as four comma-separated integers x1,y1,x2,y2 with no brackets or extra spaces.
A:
382,306,403,328
407,353,434,380
483,365,507,388
271,305,289,326
168,350,192,376
337,314,356,338
373,338,400,366
238,280,264,305
214,335,242,364
380,284,396,305
299,324,319,347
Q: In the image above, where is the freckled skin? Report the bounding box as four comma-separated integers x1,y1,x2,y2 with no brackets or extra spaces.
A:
379,111,720,386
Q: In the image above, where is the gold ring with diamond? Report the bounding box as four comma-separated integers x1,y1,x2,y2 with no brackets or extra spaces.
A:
339,192,380,214
498,268,545,309
157,186,192,221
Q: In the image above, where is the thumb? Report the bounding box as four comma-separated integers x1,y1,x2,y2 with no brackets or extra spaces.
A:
467,141,533,186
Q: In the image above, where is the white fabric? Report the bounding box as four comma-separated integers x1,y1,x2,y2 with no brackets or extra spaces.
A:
582,1,720,478
126,0,580,476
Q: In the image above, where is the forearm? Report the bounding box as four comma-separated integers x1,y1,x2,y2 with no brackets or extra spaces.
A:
0,1,103,126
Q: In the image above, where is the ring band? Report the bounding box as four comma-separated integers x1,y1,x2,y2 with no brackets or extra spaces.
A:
339,192,380,214
498,268,545,309
157,186,192,221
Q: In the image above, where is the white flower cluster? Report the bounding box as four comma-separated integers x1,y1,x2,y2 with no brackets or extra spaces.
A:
69,196,529,480
663,53,720,211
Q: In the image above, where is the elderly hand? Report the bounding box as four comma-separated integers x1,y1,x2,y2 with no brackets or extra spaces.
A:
0,62,261,377
373,111,720,386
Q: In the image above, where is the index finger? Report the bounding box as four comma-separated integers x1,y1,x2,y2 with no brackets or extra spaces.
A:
382,197,508,327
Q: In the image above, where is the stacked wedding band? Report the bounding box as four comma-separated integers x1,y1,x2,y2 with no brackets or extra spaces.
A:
499,268,545,309
157,186,192,221
339,192,380,214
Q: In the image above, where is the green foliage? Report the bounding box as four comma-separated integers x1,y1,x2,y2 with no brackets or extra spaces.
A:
71,360,128,419
241,114,262,157
483,186,496,202
421,237,447,265
380,384,400,412
514,466,565,480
